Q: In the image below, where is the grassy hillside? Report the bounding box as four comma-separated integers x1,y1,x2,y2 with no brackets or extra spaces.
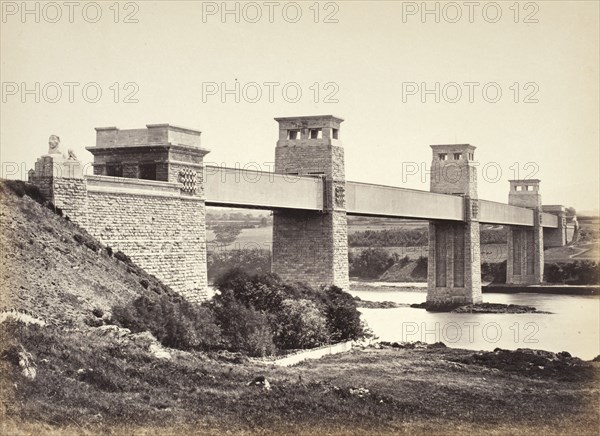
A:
1,180,599,435
0,180,179,327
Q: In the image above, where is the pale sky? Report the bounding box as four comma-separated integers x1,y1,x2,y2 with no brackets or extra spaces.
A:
1,1,598,212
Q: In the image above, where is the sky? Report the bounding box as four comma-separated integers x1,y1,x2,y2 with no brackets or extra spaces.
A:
1,1,598,212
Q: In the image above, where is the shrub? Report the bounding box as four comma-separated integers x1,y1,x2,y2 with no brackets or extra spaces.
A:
413,256,428,278
214,269,286,313
544,261,599,285
211,297,275,357
320,286,365,342
274,299,329,349
73,233,101,252
481,261,507,284
349,248,395,279
207,248,271,282
112,294,222,351
114,251,133,264
84,316,104,328
212,270,367,352
4,180,46,204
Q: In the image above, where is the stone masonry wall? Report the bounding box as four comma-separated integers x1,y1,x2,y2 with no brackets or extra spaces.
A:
52,178,88,228
84,189,208,303
43,174,208,303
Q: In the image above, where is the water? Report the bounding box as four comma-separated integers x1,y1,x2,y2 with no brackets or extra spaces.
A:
350,283,600,360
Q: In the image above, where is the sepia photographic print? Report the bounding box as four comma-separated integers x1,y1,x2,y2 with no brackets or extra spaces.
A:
0,1,599,434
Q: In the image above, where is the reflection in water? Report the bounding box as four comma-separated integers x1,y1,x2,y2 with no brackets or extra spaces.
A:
350,285,600,360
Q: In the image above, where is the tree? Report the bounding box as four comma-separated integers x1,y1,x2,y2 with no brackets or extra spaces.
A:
349,248,394,278
213,224,242,246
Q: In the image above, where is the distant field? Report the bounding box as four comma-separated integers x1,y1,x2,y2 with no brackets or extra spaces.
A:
545,242,600,262
206,222,597,264
206,226,271,250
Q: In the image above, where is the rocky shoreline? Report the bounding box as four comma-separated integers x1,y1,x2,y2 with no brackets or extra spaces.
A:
353,296,406,308
410,302,550,313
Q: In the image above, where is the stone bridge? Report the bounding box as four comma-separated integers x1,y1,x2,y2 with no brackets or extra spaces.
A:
28,115,576,308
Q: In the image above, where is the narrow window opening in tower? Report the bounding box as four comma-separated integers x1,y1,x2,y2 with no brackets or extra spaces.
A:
332,128,339,139
516,186,522,191
439,153,447,161
287,130,300,140
453,153,462,160
309,128,322,139
468,152,474,160
139,163,157,180
106,164,123,177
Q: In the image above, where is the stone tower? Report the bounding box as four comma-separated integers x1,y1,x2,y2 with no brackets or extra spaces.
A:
506,179,544,284
427,144,482,308
271,115,349,290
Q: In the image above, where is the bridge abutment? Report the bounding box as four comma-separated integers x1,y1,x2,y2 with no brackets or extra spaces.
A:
506,180,544,285
427,145,482,309
271,116,349,290
29,126,210,303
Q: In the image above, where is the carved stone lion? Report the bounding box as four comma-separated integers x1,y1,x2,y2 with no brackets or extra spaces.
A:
48,135,62,155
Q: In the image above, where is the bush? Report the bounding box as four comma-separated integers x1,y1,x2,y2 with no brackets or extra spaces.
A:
211,296,275,357
414,256,428,277
319,286,364,342
4,180,46,204
481,261,507,284
544,261,599,285
213,270,367,351
214,269,287,313
112,294,222,351
349,248,395,279
274,299,329,349
207,248,271,282
114,251,133,264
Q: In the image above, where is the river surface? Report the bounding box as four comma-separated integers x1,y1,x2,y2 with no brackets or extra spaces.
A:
349,282,600,360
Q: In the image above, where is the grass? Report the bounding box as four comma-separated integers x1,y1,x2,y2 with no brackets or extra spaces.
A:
1,320,598,435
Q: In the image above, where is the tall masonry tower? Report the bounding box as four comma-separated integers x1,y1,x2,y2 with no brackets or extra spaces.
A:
506,179,543,284
427,144,482,308
272,115,349,290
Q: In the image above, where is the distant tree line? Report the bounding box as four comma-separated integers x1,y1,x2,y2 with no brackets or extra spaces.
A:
348,227,507,247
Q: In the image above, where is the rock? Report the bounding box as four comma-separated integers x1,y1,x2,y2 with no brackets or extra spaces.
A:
149,343,171,360
18,347,36,380
349,387,370,398
247,375,271,391
95,324,131,337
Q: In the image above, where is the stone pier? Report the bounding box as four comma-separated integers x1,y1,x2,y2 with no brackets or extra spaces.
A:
506,180,544,285
271,115,349,290
427,144,482,308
